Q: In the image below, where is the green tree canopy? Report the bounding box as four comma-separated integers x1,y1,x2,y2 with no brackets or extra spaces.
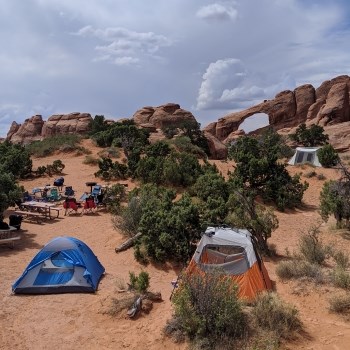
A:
289,123,329,147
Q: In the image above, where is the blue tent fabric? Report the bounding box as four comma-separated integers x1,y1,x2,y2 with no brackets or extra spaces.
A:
12,237,105,294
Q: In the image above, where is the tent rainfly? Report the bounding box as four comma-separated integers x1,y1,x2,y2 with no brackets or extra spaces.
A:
12,236,105,294
186,226,272,301
288,147,322,167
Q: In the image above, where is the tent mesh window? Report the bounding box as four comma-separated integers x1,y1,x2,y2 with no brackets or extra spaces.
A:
306,153,314,162
296,152,305,163
199,245,249,274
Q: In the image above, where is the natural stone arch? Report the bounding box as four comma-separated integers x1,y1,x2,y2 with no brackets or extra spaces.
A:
236,112,270,133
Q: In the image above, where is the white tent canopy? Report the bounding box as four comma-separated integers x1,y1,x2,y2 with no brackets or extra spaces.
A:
288,147,322,167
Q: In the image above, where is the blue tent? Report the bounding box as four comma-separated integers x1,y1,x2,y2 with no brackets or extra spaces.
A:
12,237,105,294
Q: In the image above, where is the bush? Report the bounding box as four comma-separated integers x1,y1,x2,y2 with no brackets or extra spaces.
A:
83,155,99,165
252,292,302,340
317,173,326,180
276,260,323,281
172,270,246,340
329,294,350,313
228,131,308,211
304,170,317,178
317,144,339,168
26,134,82,157
298,225,328,265
114,196,144,237
129,271,150,293
332,250,349,269
289,123,329,147
331,267,350,290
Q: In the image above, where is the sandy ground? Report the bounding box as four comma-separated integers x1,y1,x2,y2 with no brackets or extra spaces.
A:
1,139,350,349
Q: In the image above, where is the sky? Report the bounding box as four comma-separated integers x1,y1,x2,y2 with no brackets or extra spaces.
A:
1,0,350,137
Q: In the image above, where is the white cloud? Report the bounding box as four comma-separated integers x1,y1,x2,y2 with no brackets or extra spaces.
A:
76,25,172,65
196,3,238,21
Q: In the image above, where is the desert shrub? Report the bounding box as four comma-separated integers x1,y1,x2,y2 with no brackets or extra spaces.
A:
289,123,329,147
95,157,128,180
332,250,349,269
0,172,23,219
0,140,32,178
103,184,126,213
114,196,144,237
163,318,186,343
129,271,150,293
191,171,228,202
36,166,47,176
145,141,171,158
317,173,326,180
304,170,317,178
136,156,164,184
298,225,328,265
138,186,201,263
52,160,65,173
162,152,202,187
331,267,350,290
252,292,302,340
228,131,308,211
97,147,120,159
172,136,207,158
328,294,350,313
172,270,246,340
88,115,110,136
26,134,82,157
317,144,339,168
276,260,323,281
83,155,99,165
320,179,350,228
225,191,279,254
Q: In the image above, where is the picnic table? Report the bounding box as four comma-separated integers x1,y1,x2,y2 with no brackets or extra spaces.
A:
15,201,61,220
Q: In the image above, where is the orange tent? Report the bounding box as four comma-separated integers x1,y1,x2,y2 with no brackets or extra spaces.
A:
186,226,272,301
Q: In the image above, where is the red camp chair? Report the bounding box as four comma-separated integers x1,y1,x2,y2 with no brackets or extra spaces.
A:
82,198,96,215
63,198,79,216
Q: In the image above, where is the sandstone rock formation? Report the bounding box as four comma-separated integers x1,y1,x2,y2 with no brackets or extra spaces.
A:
205,75,350,144
132,103,197,129
7,113,92,144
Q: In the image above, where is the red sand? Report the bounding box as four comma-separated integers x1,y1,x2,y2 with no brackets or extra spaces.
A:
1,139,350,349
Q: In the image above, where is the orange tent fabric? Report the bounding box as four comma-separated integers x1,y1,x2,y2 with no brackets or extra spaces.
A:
186,227,272,301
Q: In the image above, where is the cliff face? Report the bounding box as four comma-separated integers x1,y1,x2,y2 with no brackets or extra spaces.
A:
7,113,92,144
205,75,350,143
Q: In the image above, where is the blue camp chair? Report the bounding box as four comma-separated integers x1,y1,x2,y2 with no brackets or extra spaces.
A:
47,188,62,202
64,186,75,197
91,185,102,199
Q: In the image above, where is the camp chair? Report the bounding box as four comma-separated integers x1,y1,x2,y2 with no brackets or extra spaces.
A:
96,192,106,209
82,197,96,215
47,188,62,202
63,198,79,216
91,185,102,200
64,186,75,197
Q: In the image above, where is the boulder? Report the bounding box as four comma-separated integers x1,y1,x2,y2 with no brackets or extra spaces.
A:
42,112,92,137
7,115,44,144
316,82,350,125
133,103,197,130
204,131,228,160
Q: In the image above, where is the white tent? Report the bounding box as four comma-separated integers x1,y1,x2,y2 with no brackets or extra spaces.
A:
288,147,322,167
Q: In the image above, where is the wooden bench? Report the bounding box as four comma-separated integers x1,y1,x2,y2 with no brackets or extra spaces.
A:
50,207,62,218
14,210,43,223
0,227,20,248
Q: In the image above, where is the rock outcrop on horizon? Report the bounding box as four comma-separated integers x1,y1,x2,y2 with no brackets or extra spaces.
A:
6,113,93,144
5,75,350,157
132,103,197,129
205,75,350,144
